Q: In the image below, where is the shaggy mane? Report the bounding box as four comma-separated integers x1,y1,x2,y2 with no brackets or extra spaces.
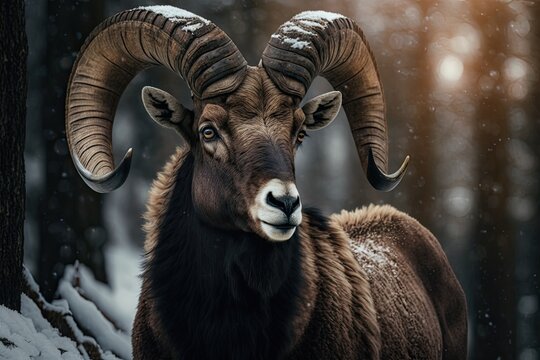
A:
330,204,416,240
143,145,190,256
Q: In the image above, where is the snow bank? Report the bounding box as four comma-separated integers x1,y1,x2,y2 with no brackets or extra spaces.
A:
103,245,142,333
0,296,80,360
55,244,142,336
57,280,131,360
57,247,142,360
0,268,122,360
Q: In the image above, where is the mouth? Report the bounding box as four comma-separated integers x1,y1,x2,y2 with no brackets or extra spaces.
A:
259,220,298,241
261,221,297,231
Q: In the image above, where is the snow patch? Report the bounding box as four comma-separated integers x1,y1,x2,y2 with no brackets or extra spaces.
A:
64,245,141,335
182,23,204,32
139,5,209,24
350,237,398,277
281,21,315,35
138,5,210,32
298,19,325,28
271,11,346,49
104,245,141,330
57,280,132,360
294,10,345,23
1,302,76,360
272,34,311,49
0,295,114,360
22,268,40,295
23,267,68,316
284,38,311,49
1,267,124,359
20,295,51,334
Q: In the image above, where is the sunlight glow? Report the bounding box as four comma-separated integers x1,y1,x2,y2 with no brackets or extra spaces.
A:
450,36,471,54
509,81,528,100
450,27,479,55
504,57,528,80
438,55,464,83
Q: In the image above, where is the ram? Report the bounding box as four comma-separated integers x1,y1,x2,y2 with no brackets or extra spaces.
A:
65,6,467,360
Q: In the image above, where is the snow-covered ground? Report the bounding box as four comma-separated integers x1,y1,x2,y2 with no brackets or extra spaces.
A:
0,245,142,360
98,244,142,334
0,294,87,360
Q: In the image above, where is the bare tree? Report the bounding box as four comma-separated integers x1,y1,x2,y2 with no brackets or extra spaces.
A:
0,0,27,311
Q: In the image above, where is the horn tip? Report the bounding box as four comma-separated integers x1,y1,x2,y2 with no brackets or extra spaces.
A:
73,148,133,194
367,149,409,192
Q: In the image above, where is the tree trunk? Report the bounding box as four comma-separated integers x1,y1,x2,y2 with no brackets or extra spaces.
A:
0,0,27,311
38,0,108,299
472,2,515,358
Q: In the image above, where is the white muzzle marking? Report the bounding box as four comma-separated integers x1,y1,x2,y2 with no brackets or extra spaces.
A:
251,179,302,241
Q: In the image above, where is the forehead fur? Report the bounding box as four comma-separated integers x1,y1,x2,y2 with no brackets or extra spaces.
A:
226,67,295,120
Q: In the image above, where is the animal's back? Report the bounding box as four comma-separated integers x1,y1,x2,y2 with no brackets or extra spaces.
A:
331,205,467,360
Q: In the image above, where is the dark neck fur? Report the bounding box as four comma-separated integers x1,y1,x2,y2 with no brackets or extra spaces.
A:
145,153,305,360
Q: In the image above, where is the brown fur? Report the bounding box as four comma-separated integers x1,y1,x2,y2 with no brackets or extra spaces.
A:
134,152,467,359
132,66,467,359
332,205,468,359
142,146,190,258
132,280,173,358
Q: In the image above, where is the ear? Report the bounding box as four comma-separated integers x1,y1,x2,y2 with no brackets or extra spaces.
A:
302,91,342,130
141,86,194,141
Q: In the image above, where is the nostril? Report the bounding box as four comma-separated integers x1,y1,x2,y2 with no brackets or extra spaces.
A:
291,196,300,210
266,192,301,217
266,192,282,209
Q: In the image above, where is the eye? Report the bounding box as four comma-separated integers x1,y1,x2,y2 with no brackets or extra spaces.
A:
200,126,218,141
296,130,307,144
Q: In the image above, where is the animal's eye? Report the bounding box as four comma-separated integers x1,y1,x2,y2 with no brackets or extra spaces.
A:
200,126,218,141
297,130,307,144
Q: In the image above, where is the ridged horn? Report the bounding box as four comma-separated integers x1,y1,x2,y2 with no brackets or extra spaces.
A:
66,6,247,193
261,11,409,191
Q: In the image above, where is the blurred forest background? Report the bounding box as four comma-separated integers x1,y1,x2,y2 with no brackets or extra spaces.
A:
22,0,539,358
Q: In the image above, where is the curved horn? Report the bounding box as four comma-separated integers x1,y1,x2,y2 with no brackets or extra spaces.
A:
66,6,247,193
261,11,409,191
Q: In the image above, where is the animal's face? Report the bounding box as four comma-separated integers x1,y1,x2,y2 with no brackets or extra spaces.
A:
142,67,342,241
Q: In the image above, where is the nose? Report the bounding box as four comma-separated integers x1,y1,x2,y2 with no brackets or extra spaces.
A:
266,192,300,217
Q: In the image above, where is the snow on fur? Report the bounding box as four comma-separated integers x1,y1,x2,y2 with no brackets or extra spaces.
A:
350,236,399,277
